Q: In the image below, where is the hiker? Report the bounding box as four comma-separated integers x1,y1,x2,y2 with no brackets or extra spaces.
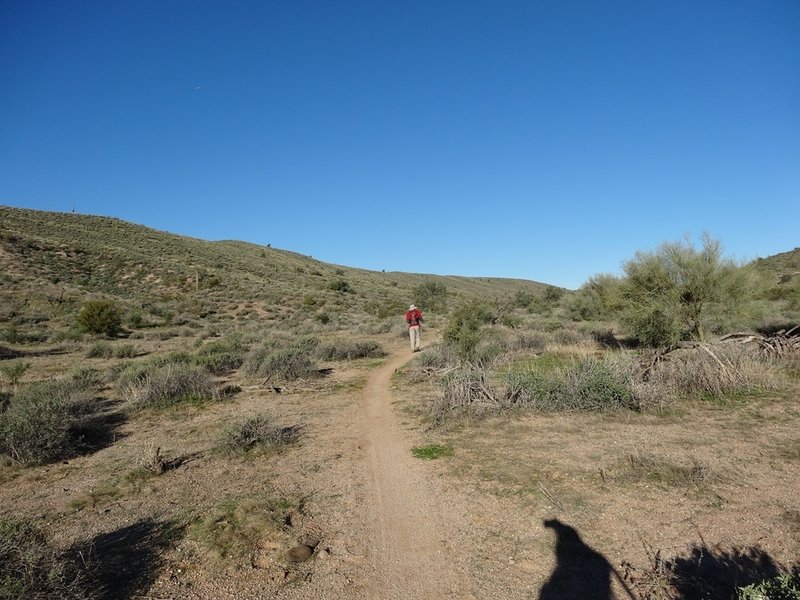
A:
405,304,423,352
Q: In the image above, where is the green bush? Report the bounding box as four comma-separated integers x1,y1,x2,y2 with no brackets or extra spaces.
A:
0,518,89,599
738,570,800,599
506,357,637,412
327,279,353,293
566,274,622,321
412,281,448,312
0,379,93,465
76,300,123,337
0,360,31,388
618,236,763,345
443,301,494,360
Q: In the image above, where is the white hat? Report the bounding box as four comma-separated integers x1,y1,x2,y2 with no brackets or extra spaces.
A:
409,304,417,310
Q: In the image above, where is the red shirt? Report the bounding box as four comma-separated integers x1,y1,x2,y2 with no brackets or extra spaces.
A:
405,309,423,327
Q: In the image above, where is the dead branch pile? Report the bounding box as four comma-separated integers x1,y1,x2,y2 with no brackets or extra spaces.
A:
641,326,799,381
719,325,800,359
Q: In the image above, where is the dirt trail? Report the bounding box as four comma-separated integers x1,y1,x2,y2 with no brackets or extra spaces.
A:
357,344,472,600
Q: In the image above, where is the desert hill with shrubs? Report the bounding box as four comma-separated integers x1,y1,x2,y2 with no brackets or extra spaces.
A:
0,205,556,344
1,204,799,599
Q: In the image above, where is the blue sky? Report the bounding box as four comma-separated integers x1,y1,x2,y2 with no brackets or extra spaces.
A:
1,1,798,289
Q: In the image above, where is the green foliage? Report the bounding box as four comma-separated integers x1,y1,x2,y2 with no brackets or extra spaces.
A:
327,279,353,293
567,274,622,321
0,379,94,465
76,300,123,337
506,357,638,412
443,301,494,360
0,361,31,388
618,236,762,345
738,570,800,599
220,414,301,453
0,518,89,600
411,443,453,460
412,281,448,312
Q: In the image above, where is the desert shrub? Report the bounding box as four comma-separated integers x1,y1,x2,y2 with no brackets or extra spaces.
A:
317,340,386,361
327,279,352,293
504,357,637,412
76,300,122,337
412,281,448,312
618,236,764,346
70,367,104,389
126,312,146,329
643,344,780,400
219,414,301,453
0,518,90,599
444,301,495,360
738,569,800,599
566,274,621,321
0,379,94,465
0,360,31,388
122,364,215,410
241,337,319,381
114,343,138,358
430,365,499,423
514,290,535,309
194,336,248,375
85,341,113,358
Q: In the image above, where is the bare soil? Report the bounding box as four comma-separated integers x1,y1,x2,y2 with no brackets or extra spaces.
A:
1,334,799,599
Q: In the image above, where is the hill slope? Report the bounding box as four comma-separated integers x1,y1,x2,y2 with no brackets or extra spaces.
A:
0,205,553,338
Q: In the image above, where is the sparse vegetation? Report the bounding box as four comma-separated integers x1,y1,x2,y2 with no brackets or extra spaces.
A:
1,206,799,598
189,497,296,563
0,378,95,465
0,518,90,600
241,337,319,381
317,340,386,361
0,360,31,389
411,443,453,460
121,364,216,410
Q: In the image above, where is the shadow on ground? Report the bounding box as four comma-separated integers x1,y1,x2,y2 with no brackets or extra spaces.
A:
539,520,796,599
69,519,181,600
655,543,787,600
71,398,129,457
539,519,615,600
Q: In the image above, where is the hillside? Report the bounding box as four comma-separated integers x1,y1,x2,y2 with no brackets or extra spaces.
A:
0,205,554,339
754,247,800,282
1,205,799,599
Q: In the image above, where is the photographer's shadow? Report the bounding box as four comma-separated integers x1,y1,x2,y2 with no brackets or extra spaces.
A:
539,519,612,600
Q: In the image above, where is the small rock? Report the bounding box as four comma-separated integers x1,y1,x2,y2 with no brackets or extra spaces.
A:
286,544,313,563
317,549,330,560
300,535,320,549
